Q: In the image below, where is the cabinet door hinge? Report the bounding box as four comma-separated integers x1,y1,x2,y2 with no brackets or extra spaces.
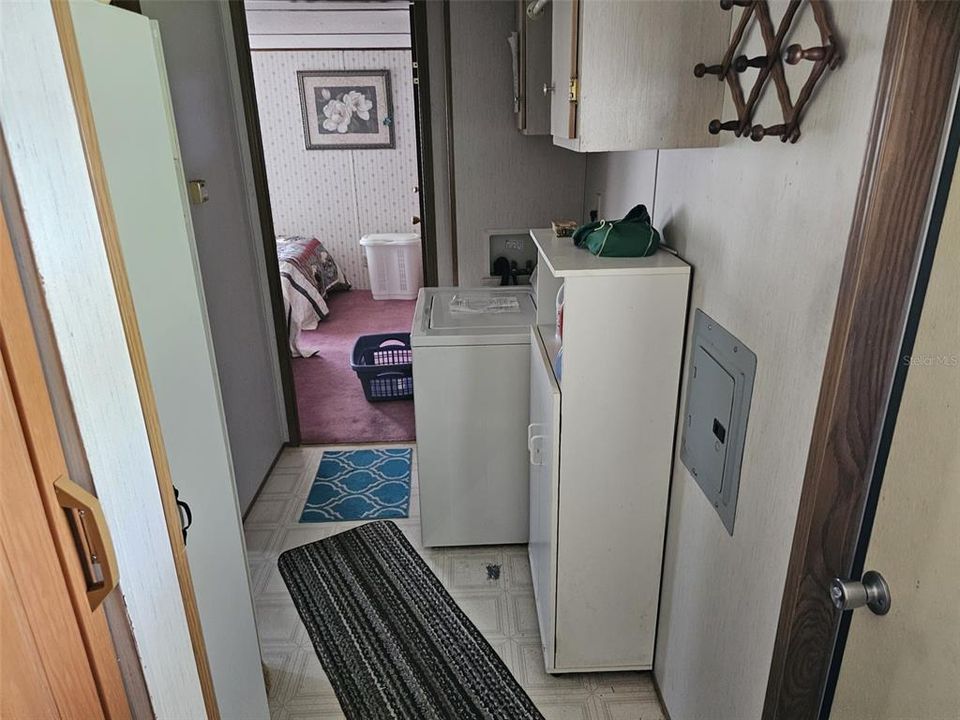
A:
568,77,578,103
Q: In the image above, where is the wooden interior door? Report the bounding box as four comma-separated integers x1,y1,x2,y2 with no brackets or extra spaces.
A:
829,146,960,720
0,213,129,717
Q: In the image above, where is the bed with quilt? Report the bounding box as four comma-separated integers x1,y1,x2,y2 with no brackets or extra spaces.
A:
276,236,350,357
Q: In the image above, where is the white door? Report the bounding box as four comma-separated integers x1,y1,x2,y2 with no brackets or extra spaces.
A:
830,161,960,717
69,2,269,717
528,327,561,671
138,0,288,513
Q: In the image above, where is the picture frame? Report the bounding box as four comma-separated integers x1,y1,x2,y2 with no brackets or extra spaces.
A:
297,69,395,151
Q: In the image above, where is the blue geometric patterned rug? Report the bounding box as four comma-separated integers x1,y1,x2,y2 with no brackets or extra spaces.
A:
300,448,412,522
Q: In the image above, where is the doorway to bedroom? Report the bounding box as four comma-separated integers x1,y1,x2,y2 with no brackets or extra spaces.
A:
243,0,434,445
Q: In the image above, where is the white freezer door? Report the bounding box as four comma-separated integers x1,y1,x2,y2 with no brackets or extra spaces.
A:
528,327,561,672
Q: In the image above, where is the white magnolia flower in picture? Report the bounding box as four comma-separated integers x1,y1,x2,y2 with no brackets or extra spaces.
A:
341,90,373,121
322,99,352,133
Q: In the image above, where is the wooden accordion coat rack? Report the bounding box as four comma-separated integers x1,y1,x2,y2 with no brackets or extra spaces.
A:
694,0,842,143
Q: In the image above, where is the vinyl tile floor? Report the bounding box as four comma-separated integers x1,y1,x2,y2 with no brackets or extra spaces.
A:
244,444,666,720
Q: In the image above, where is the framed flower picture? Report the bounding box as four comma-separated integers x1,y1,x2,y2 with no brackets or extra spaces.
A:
297,70,395,150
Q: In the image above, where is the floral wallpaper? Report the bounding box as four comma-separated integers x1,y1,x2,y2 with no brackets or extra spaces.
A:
251,50,420,290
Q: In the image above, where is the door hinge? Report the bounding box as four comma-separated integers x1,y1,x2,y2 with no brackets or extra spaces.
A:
568,77,578,103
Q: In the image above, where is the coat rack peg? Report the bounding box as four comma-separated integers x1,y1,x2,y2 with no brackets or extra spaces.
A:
709,119,740,135
784,43,831,65
733,54,769,72
694,0,841,145
749,123,789,142
694,63,725,79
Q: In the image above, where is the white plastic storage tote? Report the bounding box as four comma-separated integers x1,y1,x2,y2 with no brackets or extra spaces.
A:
359,233,423,300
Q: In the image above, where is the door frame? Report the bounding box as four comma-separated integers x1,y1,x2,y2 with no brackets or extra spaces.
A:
225,0,440,444
226,0,302,445
821,83,960,720
762,3,960,718
410,0,439,288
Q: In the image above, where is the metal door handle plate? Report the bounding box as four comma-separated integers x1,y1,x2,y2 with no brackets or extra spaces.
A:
830,570,891,615
54,476,120,611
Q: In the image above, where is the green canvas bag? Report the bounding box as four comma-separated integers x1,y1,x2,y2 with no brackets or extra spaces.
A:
572,204,660,258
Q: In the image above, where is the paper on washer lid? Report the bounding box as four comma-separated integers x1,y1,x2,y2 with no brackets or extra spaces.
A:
425,289,536,333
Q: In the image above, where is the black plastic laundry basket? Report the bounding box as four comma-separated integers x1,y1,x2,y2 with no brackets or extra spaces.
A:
350,333,414,402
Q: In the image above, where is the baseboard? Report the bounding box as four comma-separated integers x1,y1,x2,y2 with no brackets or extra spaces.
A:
652,672,673,720
242,442,287,520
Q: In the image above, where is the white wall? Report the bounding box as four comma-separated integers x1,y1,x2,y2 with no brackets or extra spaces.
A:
582,149,658,221
448,0,586,286
252,49,421,290
581,2,892,718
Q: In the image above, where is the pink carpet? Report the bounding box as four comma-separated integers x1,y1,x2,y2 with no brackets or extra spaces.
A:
293,290,417,445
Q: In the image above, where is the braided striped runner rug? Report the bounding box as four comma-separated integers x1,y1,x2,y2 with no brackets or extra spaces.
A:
278,521,544,720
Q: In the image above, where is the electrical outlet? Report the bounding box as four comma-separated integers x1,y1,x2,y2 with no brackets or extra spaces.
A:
588,192,603,222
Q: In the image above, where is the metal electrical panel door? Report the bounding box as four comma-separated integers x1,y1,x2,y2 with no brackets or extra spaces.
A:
684,345,735,498
680,310,756,534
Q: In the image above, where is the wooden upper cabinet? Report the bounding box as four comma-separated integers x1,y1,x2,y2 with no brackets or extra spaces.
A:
551,0,731,152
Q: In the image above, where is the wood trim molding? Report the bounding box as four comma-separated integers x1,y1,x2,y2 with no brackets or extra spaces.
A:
441,0,459,284
410,0,440,288
49,2,220,717
762,3,960,718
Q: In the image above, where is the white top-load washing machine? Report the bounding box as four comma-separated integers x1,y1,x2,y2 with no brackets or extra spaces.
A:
411,287,537,547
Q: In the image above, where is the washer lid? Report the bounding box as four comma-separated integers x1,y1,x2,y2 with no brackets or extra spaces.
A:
412,288,536,346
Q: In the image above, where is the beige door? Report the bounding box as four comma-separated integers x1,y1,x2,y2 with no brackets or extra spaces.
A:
831,162,960,717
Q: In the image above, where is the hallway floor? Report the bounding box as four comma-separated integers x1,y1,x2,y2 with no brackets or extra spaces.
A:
244,445,666,720
292,290,416,445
